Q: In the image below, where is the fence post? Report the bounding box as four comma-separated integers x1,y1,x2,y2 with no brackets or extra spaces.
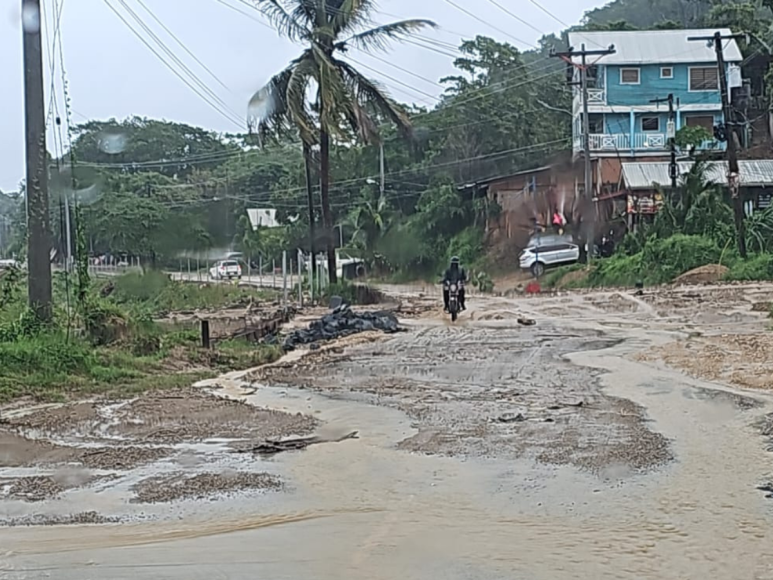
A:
247,255,252,279
201,319,211,349
297,249,303,306
282,251,288,305
197,257,201,282
259,255,263,287
273,259,276,289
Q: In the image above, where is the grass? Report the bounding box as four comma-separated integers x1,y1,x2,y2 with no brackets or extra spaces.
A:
109,271,274,316
0,270,286,404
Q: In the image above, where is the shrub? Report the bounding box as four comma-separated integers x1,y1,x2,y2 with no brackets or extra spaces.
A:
725,254,773,281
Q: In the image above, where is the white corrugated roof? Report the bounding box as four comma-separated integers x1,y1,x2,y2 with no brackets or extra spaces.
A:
621,160,773,189
567,29,742,65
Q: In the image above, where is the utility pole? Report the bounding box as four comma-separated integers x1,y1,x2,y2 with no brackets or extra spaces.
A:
650,93,678,189
689,31,747,258
379,142,385,201
551,43,615,265
22,0,52,320
302,143,315,298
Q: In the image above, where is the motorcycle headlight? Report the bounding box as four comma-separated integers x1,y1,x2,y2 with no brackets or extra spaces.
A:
450,284,457,292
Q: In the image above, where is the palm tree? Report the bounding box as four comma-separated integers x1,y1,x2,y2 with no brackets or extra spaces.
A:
249,0,434,283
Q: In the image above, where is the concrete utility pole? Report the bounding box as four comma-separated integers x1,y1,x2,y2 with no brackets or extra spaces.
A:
22,0,53,320
303,143,315,300
650,93,678,190
688,31,747,258
551,43,615,265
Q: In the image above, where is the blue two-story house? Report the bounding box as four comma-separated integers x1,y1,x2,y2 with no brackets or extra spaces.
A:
566,29,743,158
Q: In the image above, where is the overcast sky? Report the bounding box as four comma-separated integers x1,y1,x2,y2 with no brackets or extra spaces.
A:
1,0,604,192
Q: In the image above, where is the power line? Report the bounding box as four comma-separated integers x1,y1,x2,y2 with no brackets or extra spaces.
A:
483,0,545,36
213,0,274,29
361,53,445,89
102,0,244,129
345,57,440,102
116,0,244,123
134,0,232,92
440,0,537,50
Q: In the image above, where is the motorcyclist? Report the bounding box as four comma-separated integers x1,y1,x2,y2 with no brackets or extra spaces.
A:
442,256,467,312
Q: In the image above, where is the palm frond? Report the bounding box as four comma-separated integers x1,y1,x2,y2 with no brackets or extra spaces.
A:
285,52,318,144
328,0,377,36
252,0,310,42
311,44,353,136
337,60,412,138
337,19,436,52
288,0,317,29
249,66,293,139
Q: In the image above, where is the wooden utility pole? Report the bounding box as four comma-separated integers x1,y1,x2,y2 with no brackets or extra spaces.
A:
551,43,615,265
22,0,52,320
688,31,747,258
650,93,678,189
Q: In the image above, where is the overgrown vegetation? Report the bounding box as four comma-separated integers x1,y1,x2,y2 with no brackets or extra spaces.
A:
0,269,282,404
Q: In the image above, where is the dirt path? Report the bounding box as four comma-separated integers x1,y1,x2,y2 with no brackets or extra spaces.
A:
1,284,773,579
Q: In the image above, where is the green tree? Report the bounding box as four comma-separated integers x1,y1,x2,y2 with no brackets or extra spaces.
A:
250,0,434,283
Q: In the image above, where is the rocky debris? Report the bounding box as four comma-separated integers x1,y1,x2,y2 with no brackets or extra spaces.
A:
130,471,283,503
232,431,359,457
0,511,121,527
3,476,64,502
0,473,116,502
757,482,773,498
282,304,402,351
77,446,173,470
674,264,728,286
113,388,316,443
497,412,526,423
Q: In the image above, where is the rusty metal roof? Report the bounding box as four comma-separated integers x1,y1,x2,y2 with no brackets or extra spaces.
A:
621,160,773,189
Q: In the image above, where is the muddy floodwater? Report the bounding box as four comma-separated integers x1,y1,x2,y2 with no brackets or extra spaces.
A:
1,285,773,579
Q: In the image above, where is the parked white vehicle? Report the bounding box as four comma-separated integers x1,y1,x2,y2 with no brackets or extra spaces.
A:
0,259,20,270
209,259,242,280
519,233,580,277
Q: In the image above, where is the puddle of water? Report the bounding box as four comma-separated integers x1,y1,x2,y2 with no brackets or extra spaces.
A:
2,303,773,579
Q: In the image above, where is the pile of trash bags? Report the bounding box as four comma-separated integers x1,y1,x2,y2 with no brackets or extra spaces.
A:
282,304,401,350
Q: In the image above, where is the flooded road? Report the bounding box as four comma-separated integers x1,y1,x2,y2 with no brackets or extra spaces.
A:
2,286,773,579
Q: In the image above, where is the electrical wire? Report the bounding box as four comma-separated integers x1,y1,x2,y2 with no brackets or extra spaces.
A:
134,0,233,92
102,0,244,129
483,0,545,36
440,0,537,50
116,0,244,123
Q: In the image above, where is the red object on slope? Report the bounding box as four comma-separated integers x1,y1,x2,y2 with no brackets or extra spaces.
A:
525,281,541,294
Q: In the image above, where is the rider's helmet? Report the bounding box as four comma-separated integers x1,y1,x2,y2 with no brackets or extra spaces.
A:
450,256,460,265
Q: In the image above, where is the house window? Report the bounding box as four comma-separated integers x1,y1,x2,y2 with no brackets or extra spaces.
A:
690,67,719,91
642,117,660,132
686,115,714,131
620,68,640,84
660,67,673,79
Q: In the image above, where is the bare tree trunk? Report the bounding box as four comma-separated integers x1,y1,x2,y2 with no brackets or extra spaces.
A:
22,0,52,320
319,127,337,284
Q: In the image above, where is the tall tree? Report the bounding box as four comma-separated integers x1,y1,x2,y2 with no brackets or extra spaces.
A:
250,0,434,283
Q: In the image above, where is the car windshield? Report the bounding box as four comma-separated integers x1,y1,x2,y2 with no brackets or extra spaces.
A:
221,261,239,267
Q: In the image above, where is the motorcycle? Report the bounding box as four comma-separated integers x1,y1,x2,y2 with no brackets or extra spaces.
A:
445,280,461,322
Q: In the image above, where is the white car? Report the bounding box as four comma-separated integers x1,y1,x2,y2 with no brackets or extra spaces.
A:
209,260,242,280
519,233,580,277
